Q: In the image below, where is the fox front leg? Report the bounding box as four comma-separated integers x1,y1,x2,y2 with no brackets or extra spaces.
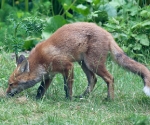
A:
63,63,74,100
36,76,54,99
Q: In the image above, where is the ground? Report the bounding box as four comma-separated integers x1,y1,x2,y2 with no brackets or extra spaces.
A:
0,52,150,124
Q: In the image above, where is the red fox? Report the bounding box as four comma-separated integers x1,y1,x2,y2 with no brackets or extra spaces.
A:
6,22,150,100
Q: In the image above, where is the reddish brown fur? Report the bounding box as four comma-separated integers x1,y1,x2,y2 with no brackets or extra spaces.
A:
6,22,150,99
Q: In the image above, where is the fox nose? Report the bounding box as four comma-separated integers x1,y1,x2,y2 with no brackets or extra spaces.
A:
6,92,15,97
6,88,16,97
6,89,12,97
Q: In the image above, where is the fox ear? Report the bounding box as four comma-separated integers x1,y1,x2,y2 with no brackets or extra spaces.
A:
17,55,26,65
18,55,30,73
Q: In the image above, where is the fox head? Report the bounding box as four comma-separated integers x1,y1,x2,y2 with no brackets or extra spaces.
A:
6,54,45,97
6,55,31,96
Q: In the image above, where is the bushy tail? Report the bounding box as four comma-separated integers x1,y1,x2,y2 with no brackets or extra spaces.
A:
109,38,150,96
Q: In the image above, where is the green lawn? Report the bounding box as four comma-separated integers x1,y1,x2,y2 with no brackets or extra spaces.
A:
0,52,150,125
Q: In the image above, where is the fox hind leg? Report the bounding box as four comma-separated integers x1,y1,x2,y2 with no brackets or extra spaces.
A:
84,54,114,99
78,61,97,98
93,65,114,99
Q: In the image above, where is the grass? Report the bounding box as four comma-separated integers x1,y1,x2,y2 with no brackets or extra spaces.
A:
0,52,150,125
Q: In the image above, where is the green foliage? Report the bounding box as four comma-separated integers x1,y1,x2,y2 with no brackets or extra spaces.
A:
104,2,150,62
32,0,52,16
0,5,44,52
42,15,67,39
0,0,150,63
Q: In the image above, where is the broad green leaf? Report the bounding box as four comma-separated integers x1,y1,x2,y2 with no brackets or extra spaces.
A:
140,35,149,46
128,6,139,16
99,3,117,17
23,37,40,50
121,2,140,17
122,46,128,53
131,23,141,31
66,11,73,18
42,15,67,39
104,23,117,29
133,43,142,50
141,21,150,27
17,11,24,18
109,0,126,8
135,54,144,57
76,4,87,10
136,34,149,46
75,4,90,15
140,10,148,17
86,0,93,3
42,32,53,40
93,0,101,5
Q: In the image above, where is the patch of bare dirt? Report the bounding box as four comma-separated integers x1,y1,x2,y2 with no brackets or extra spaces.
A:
0,88,5,97
16,96,28,104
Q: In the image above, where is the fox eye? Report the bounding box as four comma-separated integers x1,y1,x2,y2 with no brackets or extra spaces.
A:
9,84,13,87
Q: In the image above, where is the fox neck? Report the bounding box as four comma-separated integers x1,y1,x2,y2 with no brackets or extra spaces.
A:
24,63,48,89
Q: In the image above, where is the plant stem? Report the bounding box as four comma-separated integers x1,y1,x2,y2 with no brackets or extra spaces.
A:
51,0,55,16
13,0,15,7
62,0,77,17
25,0,29,12
1,0,5,9
14,23,20,62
